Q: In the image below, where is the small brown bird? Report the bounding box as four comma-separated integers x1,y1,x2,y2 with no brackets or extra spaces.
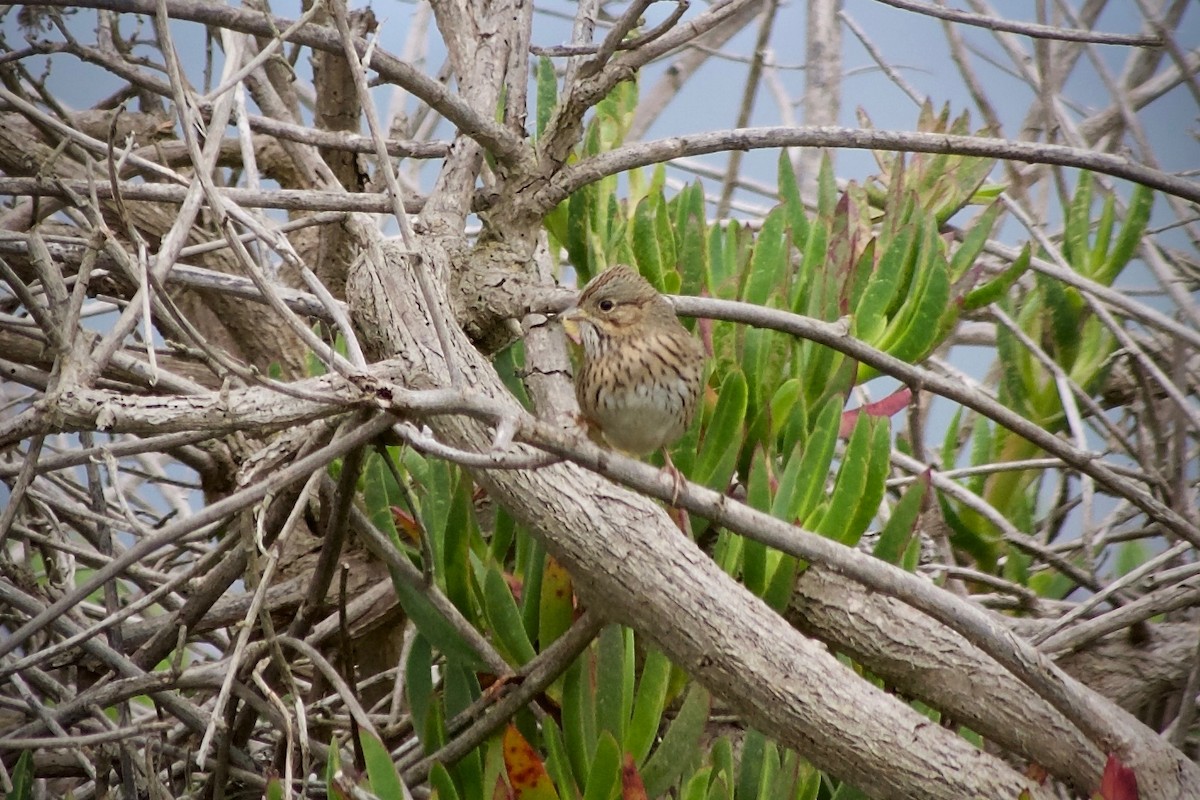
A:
560,266,707,493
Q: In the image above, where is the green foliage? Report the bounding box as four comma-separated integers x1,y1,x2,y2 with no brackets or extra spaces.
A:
861,102,997,223
325,735,341,795
430,762,464,800
640,684,711,796
535,56,557,140
338,84,1000,799
874,473,929,566
626,646,674,762
943,171,1155,562
344,70,1156,800
5,752,33,800
362,730,407,799
557,79,640,282
483,561,537,665
406,634,443,752
690,370,747,491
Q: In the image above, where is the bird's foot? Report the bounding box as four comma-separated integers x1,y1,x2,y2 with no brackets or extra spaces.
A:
660,449,687,507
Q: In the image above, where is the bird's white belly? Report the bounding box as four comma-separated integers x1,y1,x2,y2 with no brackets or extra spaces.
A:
591,383,686,454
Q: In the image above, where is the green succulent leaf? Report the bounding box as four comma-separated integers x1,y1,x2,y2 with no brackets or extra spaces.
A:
361,730,405,800
1088,192,1116,273
694,370,748,491
963,244,1031,311
1063,171,1093,268
743,206,788,307
735,729,769,800
405,634,440,753
842,417,893,546
7,751,33,800
596,625,633,743
326,735,341,793
1099,182,1154,285
483,562,535,666
583,732,622,800
535,56,557,139
682,767,715,800
431,762,464,800
948,201,1003,282
642,684,711,797
778,150,810,245
562,656,595,784
874,473,929,564
543,720,580,799
626,646,674,763
392,575,487,672
772,396,841,524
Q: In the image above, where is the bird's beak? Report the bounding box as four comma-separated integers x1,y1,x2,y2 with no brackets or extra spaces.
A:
560,307,583,345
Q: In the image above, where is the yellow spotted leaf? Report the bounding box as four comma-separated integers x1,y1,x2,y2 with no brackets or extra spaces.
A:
503,724,560,800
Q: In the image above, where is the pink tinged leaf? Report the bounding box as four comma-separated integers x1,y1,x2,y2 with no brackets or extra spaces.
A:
621,753,649,800
839,387,913,437
1095,753,1138,800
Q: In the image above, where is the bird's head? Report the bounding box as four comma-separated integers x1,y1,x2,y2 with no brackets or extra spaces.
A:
561,266,675,354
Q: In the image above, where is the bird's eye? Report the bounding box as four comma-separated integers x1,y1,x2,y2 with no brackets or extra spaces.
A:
597,299,616,312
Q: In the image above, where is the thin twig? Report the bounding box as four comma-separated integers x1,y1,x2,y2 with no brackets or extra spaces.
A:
870,0,1161,46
